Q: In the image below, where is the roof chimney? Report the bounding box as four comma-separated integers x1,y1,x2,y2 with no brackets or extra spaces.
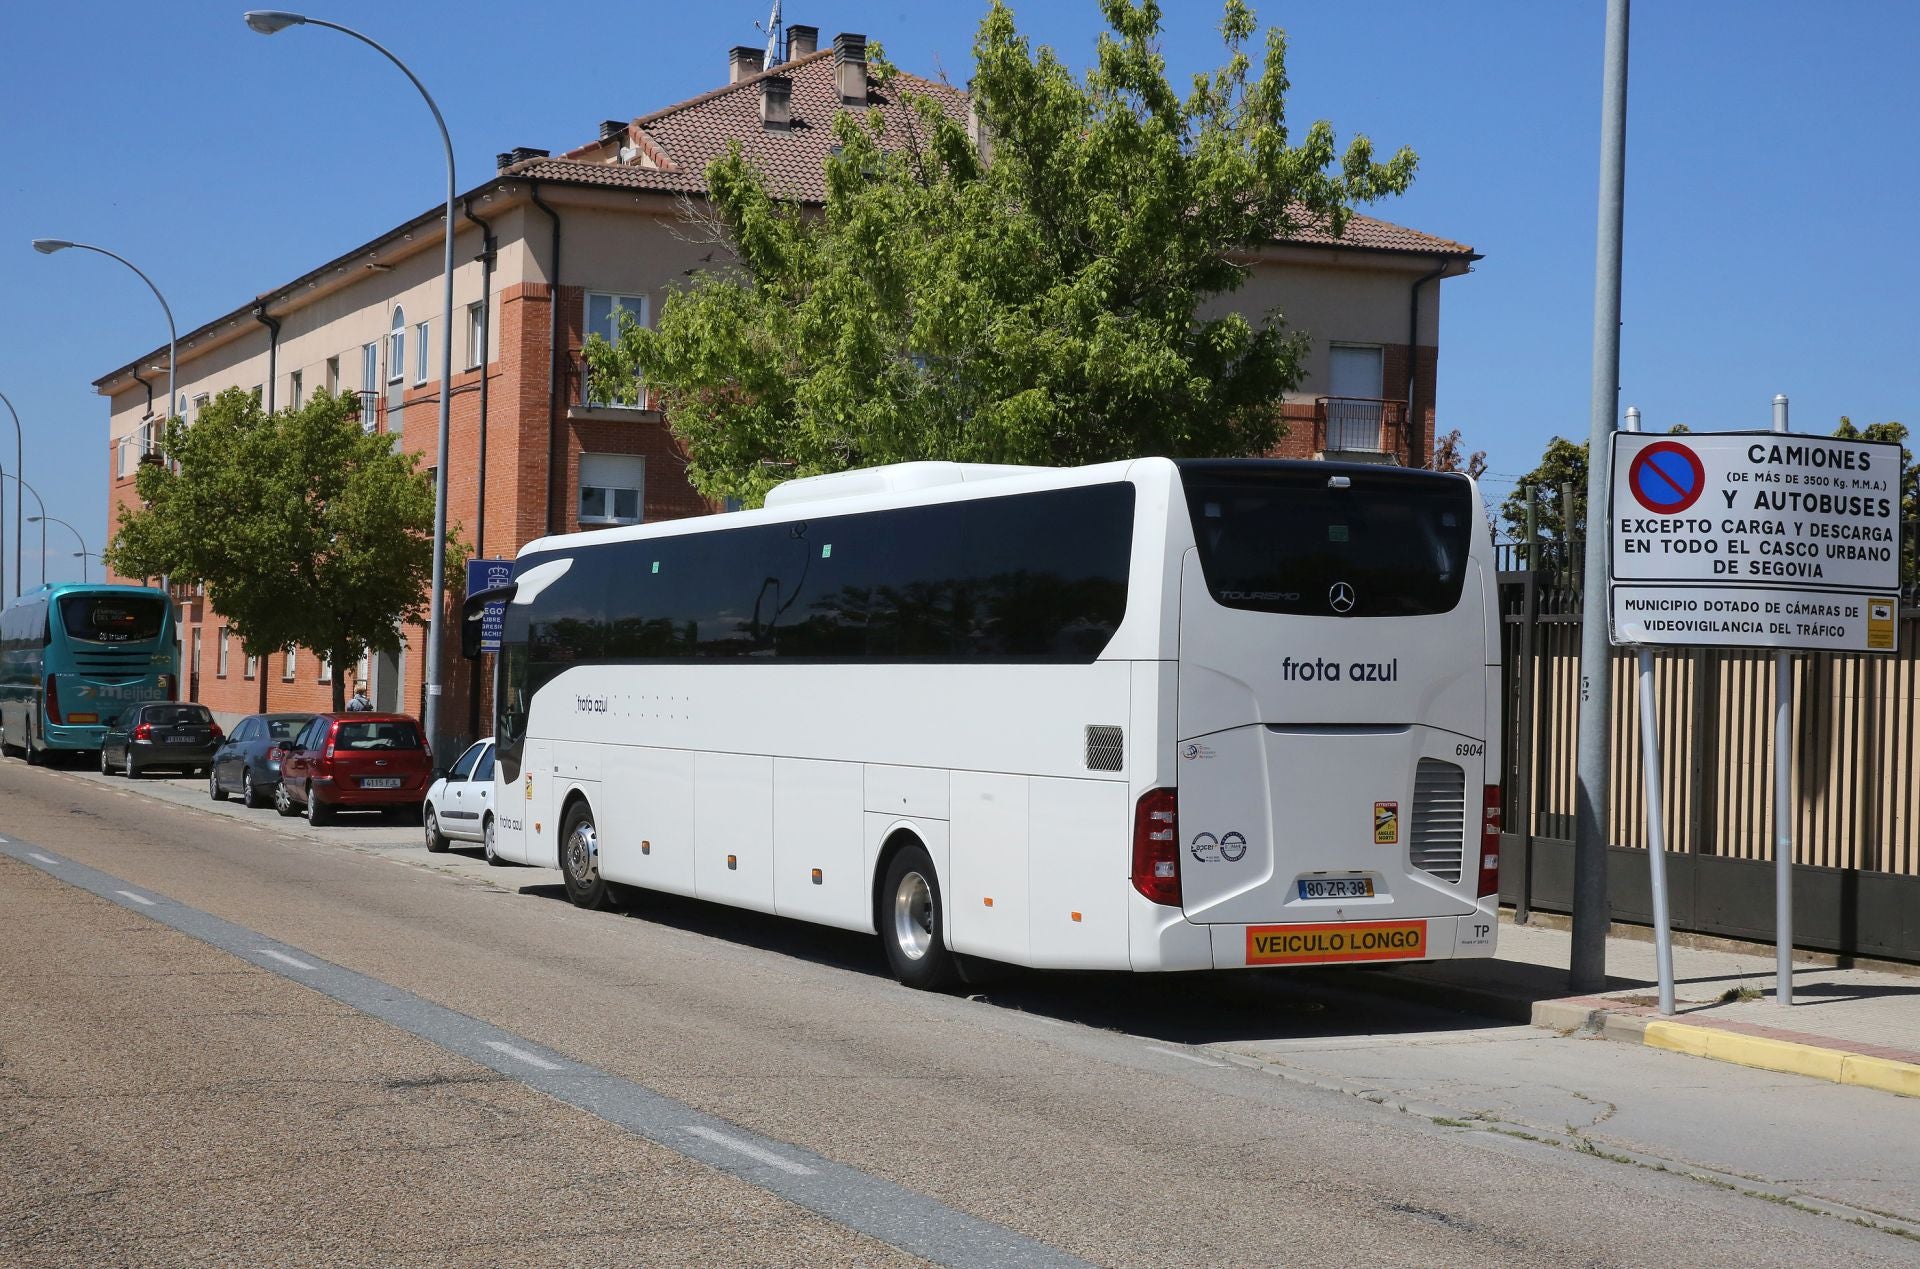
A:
730,45,765,83
497,146,550,173
760,74,792,131
787,24,819,58
833,33,867,104
598,119,627,142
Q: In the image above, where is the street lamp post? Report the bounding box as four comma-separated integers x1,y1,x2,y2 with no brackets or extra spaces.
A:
5,475,48,586
0,391,20,598
245,9,458,755
31,516,88,582
33,238,178,598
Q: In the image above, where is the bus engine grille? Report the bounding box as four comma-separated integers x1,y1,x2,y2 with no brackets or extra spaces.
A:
1084,725,1124,772
1411,758,1466,883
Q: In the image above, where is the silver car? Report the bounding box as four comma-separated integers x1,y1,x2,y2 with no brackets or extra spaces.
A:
422,737,497,860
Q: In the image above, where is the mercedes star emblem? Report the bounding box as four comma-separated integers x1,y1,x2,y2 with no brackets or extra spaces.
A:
1329,582,1355,613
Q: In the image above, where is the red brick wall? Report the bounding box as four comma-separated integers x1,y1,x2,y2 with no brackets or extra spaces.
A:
1383,342,1439,467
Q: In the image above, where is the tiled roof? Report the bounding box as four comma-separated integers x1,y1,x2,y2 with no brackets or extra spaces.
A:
512,49,1475,259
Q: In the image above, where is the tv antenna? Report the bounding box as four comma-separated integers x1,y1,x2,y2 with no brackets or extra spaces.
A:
756,0,784,65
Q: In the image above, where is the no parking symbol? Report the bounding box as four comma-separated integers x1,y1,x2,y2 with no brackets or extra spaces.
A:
1627,440,1705,515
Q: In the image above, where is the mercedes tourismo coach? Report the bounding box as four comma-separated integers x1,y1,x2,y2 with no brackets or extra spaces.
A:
0,583,178,763
469,458,1501,988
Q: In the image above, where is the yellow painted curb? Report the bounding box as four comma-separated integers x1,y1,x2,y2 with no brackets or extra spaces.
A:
1643,1020,1920,1097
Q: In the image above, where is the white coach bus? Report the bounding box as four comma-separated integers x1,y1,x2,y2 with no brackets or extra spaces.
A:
467,458,1501,988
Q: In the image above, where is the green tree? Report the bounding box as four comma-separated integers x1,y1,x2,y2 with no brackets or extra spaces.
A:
1834,415,1917,586
104,388,463,711
1499,436,1588,572
587,0,1417,505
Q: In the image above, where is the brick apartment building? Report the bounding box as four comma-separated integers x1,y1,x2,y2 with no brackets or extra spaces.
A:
94,25,1478,743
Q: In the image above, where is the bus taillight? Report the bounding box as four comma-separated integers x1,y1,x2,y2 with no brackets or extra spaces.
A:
44,676,60,725
1131,788,1182,907
1479,786,1502,898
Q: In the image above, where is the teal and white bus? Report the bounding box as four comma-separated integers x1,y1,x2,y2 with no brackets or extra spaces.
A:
0,583,178,763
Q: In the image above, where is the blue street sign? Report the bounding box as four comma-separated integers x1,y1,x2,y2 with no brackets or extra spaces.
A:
466,558,515,654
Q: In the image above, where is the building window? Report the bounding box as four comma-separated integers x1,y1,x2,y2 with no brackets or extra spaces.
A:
217,627,230,677
319,653,333,683
584,292,649,407
290,369,303,411
388,307,407,384
191,628,202,677
361,342,380,432
357,648,370,689
415,320,430,384
251,385,263,406
191,393,209,421
578,452,645,526
1326,344,1387,453
326,356,340,395
283,646,297,681
245,650,258,680
467,301,485,369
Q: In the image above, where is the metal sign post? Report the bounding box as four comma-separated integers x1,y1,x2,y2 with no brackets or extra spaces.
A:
1771,394,1794,1006
1623,407,1676,1014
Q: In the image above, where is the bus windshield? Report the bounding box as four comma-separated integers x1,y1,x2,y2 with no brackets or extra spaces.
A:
59,595,166,643
1178,463,1474,618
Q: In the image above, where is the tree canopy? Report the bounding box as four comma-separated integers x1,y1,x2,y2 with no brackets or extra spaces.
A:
104,388,461,710
587,0,1417,506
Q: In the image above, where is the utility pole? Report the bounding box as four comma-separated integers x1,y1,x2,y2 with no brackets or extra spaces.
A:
1571,0,1631,994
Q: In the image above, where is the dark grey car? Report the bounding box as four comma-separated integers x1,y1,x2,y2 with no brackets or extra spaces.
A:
207,712,316,807
100,702,222,779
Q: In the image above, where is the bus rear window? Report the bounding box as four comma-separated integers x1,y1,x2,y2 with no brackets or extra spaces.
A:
1178,463,1474,618
60,595,165,643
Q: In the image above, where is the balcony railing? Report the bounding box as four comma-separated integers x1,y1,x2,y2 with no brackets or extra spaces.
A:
568,359,653,413
1314,396,1407,462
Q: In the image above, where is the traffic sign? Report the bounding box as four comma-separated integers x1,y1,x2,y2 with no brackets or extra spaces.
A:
1626,440,1705,515
1608,430,1903,653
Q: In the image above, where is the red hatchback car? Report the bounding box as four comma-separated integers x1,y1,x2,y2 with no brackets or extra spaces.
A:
272,713,433,825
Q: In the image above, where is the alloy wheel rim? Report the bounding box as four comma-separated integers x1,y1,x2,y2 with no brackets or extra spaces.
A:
424,810,438,849
565,822,598,884
892,870,934,961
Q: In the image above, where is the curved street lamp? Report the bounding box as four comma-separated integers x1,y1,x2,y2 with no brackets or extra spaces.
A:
245,9,458,754
0,390,19,598
3,474,48,586
30,514,88,583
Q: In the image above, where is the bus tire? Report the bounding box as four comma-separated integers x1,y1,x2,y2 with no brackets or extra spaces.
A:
558,799,619,910
23,724,41,767
880,843,959,991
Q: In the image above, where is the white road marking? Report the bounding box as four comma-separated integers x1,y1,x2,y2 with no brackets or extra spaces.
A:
29,852,58,864
484,1040,563,1071
681,1125,817,1175
258,948,315,970
1144,1044,1227,1068
115,890,156,906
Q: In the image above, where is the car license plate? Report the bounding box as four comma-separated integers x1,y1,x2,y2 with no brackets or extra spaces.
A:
360,777,402,789
166,733,198,745
1297,877,1374,900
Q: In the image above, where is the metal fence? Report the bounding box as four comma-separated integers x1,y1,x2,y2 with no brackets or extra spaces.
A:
1498,558,1920,961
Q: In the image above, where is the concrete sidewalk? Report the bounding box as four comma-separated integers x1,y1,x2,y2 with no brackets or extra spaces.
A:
1349,913,1920,1097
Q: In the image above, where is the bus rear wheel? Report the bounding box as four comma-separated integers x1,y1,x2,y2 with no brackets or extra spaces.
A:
880,843,959,991
558,800,620,910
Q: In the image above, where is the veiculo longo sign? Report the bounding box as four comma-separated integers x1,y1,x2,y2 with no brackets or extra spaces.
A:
1609,431,1903,653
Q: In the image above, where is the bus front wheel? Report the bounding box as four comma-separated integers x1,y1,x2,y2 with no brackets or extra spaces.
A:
558,800,621,910
880,844,959,991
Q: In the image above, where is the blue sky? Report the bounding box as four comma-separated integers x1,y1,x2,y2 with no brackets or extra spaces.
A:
1,1,1914,595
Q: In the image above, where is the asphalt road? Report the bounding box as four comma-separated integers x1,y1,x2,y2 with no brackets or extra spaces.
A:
3,755,1917,1266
